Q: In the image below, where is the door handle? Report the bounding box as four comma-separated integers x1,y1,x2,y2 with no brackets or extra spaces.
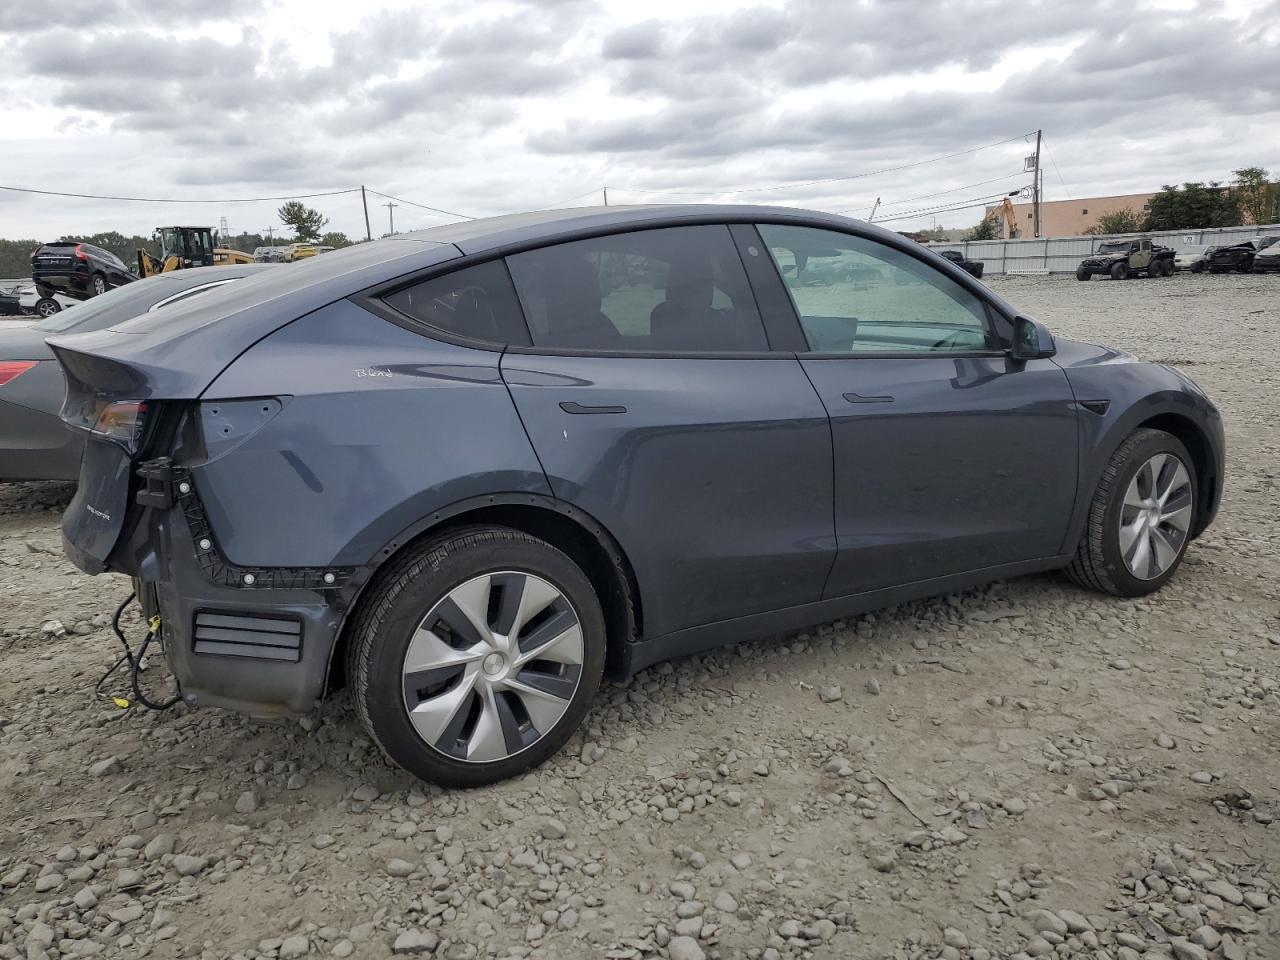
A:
843,392,894,404
559,401,627,415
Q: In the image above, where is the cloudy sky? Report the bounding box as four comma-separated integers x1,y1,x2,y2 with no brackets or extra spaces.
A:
1,0,1277,242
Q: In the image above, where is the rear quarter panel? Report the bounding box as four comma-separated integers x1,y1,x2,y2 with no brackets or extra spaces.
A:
197,299,551,568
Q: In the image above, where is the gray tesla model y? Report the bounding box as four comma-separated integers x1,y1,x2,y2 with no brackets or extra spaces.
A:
49,206,1223,786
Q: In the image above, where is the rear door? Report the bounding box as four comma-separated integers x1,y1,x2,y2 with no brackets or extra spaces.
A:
500,224,835,639
755,223,1078,597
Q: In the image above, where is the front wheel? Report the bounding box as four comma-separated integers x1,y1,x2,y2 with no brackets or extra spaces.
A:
35,297,60,317
1065,428,1197,597
348,526,606,787
1076,267,1091,281
1110,262,1129,280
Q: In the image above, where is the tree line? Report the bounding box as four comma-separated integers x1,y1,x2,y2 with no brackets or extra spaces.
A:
0,202,353,279
964,167,1277,241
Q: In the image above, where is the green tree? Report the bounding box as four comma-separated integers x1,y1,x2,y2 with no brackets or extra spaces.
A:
963,212,998,242
277,201,328,242
0,239,43,279
1084,208,1143,235
1143,182,1240,231
1232,167,1277,226
320,231,353,248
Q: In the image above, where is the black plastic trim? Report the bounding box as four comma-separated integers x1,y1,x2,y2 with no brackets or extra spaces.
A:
172,466,353,591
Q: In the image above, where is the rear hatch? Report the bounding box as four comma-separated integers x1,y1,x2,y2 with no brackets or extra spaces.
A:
32,242,81,275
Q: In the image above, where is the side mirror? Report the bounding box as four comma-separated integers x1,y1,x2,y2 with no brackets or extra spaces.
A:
1011,315,1056,360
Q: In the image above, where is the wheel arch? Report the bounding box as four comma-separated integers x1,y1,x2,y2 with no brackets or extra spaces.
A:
1134,411,1218,539
326,494,643,693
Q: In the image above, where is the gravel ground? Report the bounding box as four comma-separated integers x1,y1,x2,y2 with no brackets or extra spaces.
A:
1,273,1277,960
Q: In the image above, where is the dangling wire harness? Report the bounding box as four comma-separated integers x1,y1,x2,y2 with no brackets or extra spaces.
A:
95,592,181,711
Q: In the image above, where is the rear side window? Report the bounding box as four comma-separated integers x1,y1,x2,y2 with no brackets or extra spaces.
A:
383,260,530,346
505,225,768,353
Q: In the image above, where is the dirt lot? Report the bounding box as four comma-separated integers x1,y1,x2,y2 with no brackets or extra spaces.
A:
1,273,1278,960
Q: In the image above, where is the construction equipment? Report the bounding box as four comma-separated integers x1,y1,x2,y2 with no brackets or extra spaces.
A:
993,197,1019,239
136,227,253,277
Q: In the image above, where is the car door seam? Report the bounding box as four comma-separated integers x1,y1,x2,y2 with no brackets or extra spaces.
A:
498,346,556,499
795,354,842,601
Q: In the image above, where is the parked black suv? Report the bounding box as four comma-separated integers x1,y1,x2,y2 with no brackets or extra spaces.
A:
31,242,136,302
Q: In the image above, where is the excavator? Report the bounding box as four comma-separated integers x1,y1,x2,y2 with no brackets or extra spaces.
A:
991,197,1020,239
136,226,254,277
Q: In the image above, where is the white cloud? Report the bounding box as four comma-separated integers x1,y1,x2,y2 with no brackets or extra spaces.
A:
0,0,1275,241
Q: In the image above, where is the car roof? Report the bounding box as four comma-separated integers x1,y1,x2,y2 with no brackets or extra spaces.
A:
396,203,875,257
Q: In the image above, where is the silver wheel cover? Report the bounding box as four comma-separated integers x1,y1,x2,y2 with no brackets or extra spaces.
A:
401,571,584,763
1119,453,1193,580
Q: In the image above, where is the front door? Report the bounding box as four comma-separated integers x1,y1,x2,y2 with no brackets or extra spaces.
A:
500,224,835,639
756,224,1079,598
1130,240,1153,271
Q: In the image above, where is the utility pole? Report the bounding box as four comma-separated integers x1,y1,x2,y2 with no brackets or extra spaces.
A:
602,186,608,207
383,201,399,235
264,226,276,246
867,197,880,221
361,186,372,241
1032,128,1042,239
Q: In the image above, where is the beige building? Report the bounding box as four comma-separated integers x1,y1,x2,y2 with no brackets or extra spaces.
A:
990,191,1158,239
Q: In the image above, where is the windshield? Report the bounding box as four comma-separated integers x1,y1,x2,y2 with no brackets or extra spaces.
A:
33,276,197,333
1097,242,1132,253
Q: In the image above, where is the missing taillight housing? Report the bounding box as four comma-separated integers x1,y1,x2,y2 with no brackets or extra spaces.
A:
93,400,149,449
0,361,37,386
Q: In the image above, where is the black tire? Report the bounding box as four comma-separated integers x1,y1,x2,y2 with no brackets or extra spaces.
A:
1076,267,1091,281
1163,259,1175,276
347,525,606,788
1239,259,1253,274
91,273,107,296
1191,261,1205,273
971,264,984,280
1110,261,1129,280
35,297,60,317
1064,428,1197,597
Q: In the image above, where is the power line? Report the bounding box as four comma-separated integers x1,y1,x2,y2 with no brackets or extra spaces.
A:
870,194,1011,225
0,184,361,203
606,133,1036,198
365,189,474,221
1041,138,1074,201
545,188,608,208
874,172,1028,208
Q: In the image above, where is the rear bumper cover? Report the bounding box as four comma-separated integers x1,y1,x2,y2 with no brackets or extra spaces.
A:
139,507,341,714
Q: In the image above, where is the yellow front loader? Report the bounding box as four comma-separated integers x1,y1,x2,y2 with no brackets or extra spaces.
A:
136,226,253,277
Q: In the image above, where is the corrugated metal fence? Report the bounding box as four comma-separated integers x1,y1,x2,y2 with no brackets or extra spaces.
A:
927,223,1280,275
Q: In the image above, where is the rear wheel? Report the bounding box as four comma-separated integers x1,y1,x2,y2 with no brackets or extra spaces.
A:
91,273,107,296
348,526,606,787
1110,262,1129,280
1065,428,1197,597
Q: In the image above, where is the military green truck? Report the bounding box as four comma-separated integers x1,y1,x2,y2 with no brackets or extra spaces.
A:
1076,238,1176,280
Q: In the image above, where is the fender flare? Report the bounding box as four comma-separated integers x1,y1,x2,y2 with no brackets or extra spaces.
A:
322,491,639,688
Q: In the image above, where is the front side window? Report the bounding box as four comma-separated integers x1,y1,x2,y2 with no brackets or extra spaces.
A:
505,225,768,352
383,259,530,346
758,224,995,355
